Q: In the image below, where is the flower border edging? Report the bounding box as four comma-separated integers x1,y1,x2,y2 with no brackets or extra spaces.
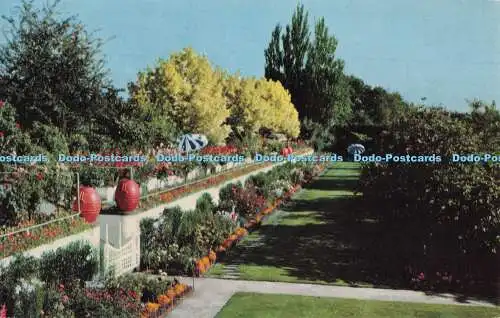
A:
141,282,193,317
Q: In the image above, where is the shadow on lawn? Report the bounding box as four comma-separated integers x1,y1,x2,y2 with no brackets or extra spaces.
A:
219,167,499,306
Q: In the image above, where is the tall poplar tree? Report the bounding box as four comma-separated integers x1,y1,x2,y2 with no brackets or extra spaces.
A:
264,4,352,133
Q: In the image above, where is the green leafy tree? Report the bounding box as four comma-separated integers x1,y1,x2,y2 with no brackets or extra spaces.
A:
89,87,155,152
0,101,74,222
0,0,123,142
264,4,352,133
468,99,500,150
346,75,409,127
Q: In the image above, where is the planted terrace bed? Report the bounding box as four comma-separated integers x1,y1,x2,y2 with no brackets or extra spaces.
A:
0,212,93,259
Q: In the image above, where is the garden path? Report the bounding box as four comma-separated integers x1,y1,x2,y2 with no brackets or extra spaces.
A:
169,277,497,318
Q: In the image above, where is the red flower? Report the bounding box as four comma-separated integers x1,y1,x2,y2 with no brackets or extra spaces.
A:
36,172,44,180
0,132,3,137
0,101,4,108
15,123,20,129
417,272,425,281
0,304,6,318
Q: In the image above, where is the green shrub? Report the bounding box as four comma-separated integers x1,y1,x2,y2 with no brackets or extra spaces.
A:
266,140,283,153
196,193,216,214
13,279,44,318
105,273,171,298
76,166,116,187
0,254,40,315
245,172,271,198
40,241,98,287
141,205,235,274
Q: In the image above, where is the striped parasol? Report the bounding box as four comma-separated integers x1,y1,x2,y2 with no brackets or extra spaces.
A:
347,143,365,155
177,134,208,153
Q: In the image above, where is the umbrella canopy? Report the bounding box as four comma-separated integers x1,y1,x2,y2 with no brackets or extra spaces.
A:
177,134,208,152
347,143,365,155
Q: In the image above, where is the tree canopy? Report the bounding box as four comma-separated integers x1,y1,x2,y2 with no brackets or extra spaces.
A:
130,47,231,144
0,0,144,152
264,4,352,132
223,74,300,138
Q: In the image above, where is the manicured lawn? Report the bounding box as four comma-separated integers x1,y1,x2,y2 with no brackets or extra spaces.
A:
215,293,500,318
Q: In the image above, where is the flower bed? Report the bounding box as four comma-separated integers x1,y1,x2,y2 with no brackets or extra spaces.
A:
193,163,328,276
0,243,193,318
141,282,193,317
140,157,324,275
0,215,92,259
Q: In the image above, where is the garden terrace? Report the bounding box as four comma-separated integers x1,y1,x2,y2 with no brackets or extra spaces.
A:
0,212,95,259
0,147,313,262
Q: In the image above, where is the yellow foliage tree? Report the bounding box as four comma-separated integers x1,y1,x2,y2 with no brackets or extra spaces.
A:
224,74,300,138
131,47,230,144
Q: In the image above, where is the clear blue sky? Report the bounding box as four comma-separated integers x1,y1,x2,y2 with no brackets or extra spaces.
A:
1,0,499,111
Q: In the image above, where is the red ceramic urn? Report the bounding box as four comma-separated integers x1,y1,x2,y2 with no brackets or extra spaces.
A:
280,147,290,156
72,186,101,223
114,178,140,212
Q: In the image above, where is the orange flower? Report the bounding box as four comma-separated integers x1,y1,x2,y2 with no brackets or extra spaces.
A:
166,288,176,299
158,295,171,305
196,261,206,273
208,250,217,262
201,256,210,267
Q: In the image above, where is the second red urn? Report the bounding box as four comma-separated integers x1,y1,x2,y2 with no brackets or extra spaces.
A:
115,178,140,212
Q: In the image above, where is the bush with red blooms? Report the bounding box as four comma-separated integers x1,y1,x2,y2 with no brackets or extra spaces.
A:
155,162,176,179
231,184,267,218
